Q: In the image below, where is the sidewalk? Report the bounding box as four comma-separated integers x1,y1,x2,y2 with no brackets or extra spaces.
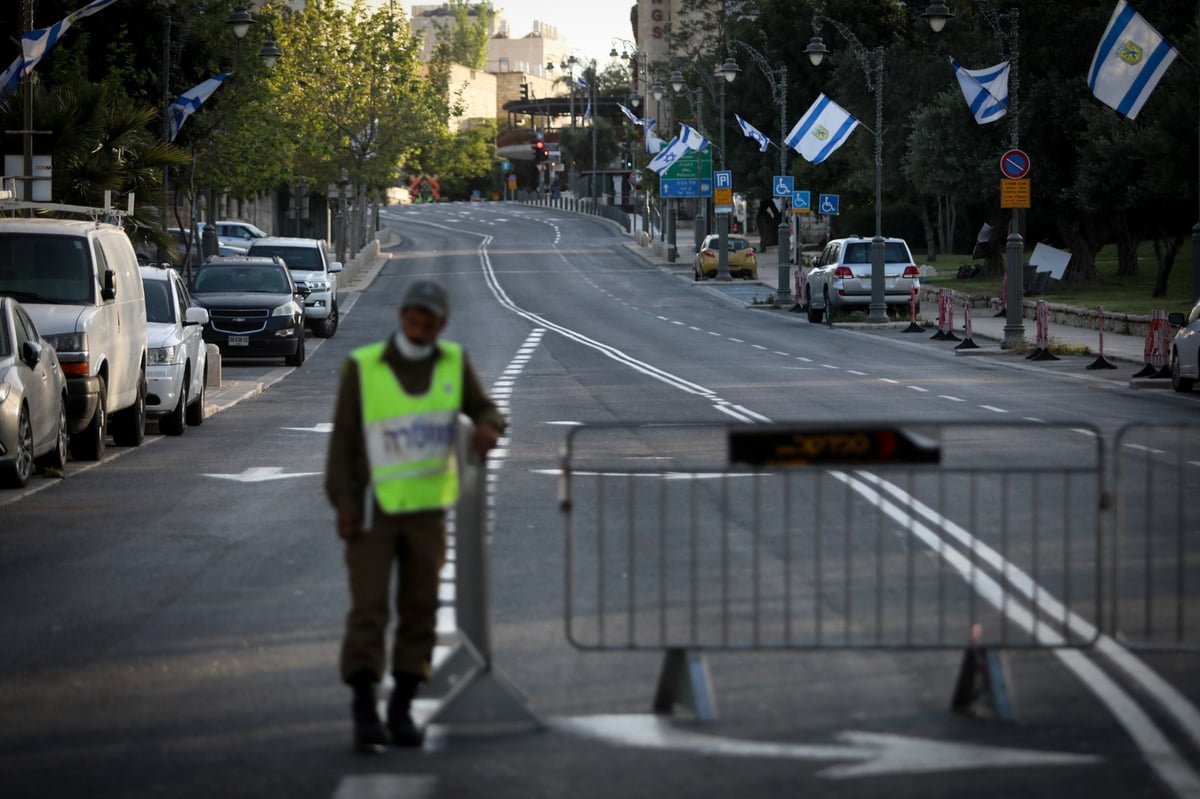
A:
627,224,1157,371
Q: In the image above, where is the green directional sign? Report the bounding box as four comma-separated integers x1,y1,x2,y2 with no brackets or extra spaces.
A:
662,148,713,180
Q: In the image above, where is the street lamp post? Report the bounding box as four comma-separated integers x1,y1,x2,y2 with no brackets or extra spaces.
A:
652,77,679,263
669,71,707,256
924,1,1026,347
804,17,889,323
728,39,792,303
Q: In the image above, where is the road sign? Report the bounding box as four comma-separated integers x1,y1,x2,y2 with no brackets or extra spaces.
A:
818,194,840,215
1000,179,1030,209
715,186,734,213
663,150,700,180
792,190,811,214
714,170,732,189
500,159,510,171
1000,149,1031,179
773,176,794,197
629,171,641,185
660,178,700,198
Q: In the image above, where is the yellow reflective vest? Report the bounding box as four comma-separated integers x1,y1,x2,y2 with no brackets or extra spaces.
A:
352,340,463,513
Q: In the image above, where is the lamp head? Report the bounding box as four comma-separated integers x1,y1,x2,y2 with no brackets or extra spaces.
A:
720,57,740,83
260,36,281,68
668,69,685,93
228,3,255,39
804,36,829,66
923,1,954,33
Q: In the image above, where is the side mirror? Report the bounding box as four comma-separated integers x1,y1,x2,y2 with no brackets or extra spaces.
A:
184,306,210,326
20,339,43,368
329,261,343,273
101,269,117,300
1168,312,1186,326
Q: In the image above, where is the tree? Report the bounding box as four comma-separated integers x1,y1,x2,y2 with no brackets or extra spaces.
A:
429,0,495,70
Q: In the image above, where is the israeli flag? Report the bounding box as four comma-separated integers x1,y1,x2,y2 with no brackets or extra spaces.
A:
617,103,643,126
577,76,589,90
784,94,859,164
679,123,709,152
21,0,121,77
0,57,21,97
734,113,770,152
582,98,592,123
646,136,690,176
644,118,665,154
1088,0,1178,120
950,58,1009,124
168,73,230,142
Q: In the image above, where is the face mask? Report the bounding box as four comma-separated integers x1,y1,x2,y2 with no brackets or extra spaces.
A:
394,331,433,360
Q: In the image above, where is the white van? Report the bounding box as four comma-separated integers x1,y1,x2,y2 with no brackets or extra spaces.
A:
0,217,148,461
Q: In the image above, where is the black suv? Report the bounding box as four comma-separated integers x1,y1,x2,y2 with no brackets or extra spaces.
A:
190,256,306,366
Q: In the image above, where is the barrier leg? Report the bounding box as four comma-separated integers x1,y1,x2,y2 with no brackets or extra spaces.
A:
653,648,717,722
955,300,980,349
903,284,923,333
950,626,1015,722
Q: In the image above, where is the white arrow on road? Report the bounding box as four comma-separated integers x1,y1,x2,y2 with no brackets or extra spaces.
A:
550,714,1099,779
203,467,322,483
283,423,333,433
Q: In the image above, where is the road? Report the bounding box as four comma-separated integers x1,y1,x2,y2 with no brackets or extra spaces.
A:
0,202,1197,799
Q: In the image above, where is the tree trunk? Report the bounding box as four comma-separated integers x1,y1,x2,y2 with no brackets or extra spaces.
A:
919,202,936,262
1056,218,1103,282
1113,215,1139,276
1152,234,1182,297
946,194,957,258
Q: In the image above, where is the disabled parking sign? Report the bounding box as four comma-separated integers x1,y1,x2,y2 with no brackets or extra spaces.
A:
773,176,794,197
818,194,840,215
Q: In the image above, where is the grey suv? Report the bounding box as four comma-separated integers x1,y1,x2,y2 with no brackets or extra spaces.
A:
803,236,920,323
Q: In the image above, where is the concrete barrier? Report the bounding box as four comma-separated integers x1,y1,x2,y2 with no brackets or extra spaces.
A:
205,344,222,387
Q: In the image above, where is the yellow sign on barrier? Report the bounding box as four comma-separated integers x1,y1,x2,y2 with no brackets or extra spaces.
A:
1000,179,1030,209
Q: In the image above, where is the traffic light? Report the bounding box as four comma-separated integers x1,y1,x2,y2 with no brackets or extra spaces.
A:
532,140,547,163
520,83,529,101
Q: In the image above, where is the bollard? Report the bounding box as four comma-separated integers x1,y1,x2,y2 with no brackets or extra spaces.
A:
1086,305,1118,370
902,284,923,333
955,299,980,349
1026,300,1059,361
1133,308,1169,378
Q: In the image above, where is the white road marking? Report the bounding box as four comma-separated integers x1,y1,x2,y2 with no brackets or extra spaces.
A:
283,423,333,433
203,467,321,482
550,715,1098,779
979,405,1008,413
939,395,965,402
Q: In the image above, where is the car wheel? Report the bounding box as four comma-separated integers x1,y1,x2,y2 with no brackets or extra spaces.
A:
111,370,147,447
1,404,34,488
285,332,306,367
186,365,206,427
34,395,68,474
160,377,187,436
314,302,339,338
70,377,106,461
1171,351,1195,393
806,288,824,324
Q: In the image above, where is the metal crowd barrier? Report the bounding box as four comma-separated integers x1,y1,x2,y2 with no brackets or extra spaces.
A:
559,421,1106,720
1112,422,1200,652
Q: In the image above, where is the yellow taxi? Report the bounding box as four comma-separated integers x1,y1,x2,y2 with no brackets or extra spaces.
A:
693,234,759,280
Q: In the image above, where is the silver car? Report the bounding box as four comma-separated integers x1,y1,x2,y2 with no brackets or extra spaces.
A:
1169,298,1200,393
0,296,68,488
141,266,210,435
803,236,920,323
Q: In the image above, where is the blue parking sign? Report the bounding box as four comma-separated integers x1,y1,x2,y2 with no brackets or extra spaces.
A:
792,190,811,211
818,194,840,215
773,176,794,197
714,170,732,189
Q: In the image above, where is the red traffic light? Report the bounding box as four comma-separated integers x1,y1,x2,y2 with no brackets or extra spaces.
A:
532,141,548,162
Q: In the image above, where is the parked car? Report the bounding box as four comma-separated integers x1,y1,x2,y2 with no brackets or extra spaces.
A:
0,217,148,461
693,234,759,280
211,220,267,251
141,266,210,435
1168,298,1200,393
803,236,921,323
0,296,68,488
245,237,342,337
190,256,306,367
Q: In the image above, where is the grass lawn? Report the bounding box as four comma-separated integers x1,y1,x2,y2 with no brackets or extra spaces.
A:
920,240,1199,317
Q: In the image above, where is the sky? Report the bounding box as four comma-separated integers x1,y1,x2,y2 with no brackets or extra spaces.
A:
432,1,636,66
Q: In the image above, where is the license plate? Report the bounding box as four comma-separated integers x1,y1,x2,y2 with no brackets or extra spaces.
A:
228,335,249,347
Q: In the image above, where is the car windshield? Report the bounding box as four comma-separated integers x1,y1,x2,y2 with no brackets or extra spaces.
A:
0,233,93,304
194,265,289,294
249,245,320,271
843,242,912,264
142,278,175,323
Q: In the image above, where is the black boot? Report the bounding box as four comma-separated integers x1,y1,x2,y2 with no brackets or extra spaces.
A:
387,673,425,747
349,673,387,753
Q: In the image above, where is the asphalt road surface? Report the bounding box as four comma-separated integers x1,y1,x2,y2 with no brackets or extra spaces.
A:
1,202,1197,799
